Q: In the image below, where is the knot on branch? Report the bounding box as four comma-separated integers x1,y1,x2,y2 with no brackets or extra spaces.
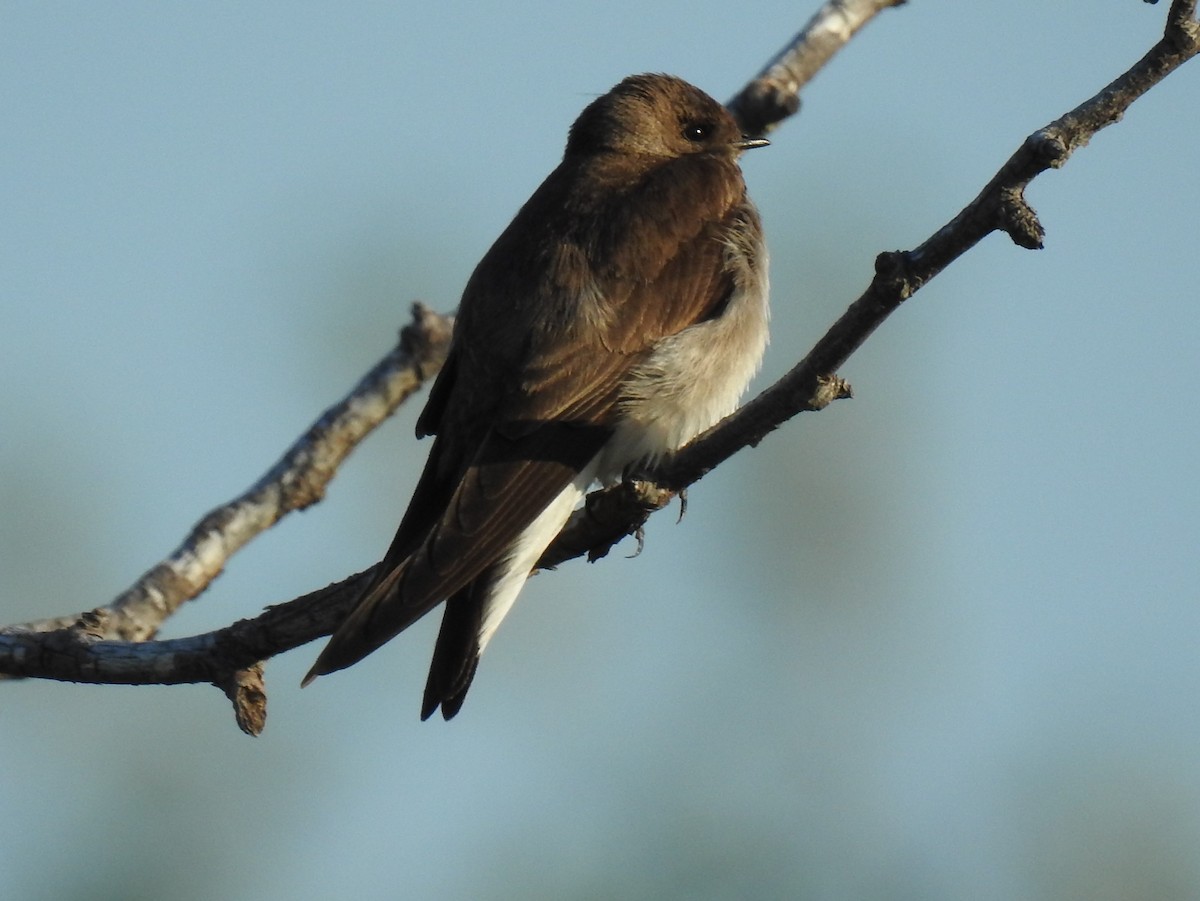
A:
873,250,916,300
813,374,854,409
1025,129,1070,170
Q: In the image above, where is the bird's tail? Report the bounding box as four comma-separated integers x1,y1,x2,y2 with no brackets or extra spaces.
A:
301,562,418,687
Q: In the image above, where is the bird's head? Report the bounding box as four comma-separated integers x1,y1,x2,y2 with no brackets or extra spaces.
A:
566,73,767,161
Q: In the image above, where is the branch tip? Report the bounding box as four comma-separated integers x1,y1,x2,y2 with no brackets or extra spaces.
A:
400,302,455,376
729,81,803,137
998,187,1046,250
217,663,268,737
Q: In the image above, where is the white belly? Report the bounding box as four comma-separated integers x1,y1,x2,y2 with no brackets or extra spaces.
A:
600,226,769,477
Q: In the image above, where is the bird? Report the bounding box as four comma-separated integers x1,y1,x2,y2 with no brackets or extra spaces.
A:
303,73,770,719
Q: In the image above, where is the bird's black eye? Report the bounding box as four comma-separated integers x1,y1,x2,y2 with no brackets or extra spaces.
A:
682,121,713,142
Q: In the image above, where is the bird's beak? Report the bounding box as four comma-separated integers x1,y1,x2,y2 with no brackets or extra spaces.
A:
733,136,770,151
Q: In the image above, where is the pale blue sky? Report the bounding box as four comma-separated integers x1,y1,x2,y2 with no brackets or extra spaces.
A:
2,3,1199,899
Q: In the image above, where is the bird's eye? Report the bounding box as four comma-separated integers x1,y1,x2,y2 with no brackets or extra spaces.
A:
682,122,712,142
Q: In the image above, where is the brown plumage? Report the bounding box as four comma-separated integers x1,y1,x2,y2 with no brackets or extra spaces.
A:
304,73,769,719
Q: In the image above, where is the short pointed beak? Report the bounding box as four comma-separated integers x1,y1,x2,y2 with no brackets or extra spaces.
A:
733,136,770,151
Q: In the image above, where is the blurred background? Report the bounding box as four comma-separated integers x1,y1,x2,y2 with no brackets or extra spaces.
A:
3,2,1199,898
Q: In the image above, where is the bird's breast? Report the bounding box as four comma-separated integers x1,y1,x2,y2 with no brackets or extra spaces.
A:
599,210,769,479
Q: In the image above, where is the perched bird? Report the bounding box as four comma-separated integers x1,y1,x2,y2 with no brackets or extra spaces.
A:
304,73,770,719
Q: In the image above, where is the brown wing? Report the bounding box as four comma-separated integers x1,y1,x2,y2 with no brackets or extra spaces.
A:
305,152,749,682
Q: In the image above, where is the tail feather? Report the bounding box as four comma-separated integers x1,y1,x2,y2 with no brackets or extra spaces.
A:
306,460,598,716
436,667,479,721
421,586,484,720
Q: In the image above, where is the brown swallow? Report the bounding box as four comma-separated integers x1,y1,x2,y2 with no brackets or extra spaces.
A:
304,73,770,719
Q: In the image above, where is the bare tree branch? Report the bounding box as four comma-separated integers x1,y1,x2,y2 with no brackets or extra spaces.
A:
2,0,1195,734
727,0,907,136
5,303,452,644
